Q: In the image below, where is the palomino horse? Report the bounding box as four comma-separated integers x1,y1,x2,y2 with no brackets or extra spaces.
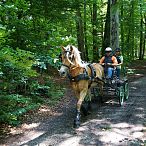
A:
59,45,104,127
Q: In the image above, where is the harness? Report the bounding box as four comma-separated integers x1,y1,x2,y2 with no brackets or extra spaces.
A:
60,62,96,84
67,64,96,82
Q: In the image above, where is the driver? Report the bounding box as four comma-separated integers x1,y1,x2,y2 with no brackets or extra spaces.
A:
99,47,118,80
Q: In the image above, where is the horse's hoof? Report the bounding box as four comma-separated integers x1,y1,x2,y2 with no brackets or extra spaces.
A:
81,105,89,116
74,120,80,128
74,124,80,128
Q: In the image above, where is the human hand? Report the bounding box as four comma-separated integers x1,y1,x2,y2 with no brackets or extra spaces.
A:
107,63,112,66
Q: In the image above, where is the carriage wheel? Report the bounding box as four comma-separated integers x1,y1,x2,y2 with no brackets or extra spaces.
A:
118,86,125,106
124,82,129,100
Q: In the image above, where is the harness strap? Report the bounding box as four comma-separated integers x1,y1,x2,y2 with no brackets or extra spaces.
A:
87,64,96,80
67,64,105,84
68,73,90,82
62,64,70,68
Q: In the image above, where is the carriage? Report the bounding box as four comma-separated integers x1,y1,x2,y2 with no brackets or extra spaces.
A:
91,66,129,106
59,45,129,127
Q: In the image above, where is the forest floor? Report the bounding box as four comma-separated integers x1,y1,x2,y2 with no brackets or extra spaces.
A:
0,60,146,146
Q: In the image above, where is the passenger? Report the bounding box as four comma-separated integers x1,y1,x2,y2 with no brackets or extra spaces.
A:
99,47,118,80
114,48,123,78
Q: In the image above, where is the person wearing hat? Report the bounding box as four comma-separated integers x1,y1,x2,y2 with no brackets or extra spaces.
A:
114,48,123,78
99,47,118,80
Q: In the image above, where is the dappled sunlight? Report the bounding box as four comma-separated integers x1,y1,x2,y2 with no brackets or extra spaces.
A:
37,105,64,117
112,122,132,128
137,107,144,110
127,68,136,74
76,119,146,145
9,123,41,136
135,73,144,76
132,131,144,138
130,86,137,89
135,113,145,119
39,105,51,112
20,130,45,145
22,123,40,130
56,136,81,146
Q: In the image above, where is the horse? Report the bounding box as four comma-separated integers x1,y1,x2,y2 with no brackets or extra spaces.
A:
59,45,104,128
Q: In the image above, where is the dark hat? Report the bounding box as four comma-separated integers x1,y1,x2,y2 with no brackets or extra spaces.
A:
116,48,121,51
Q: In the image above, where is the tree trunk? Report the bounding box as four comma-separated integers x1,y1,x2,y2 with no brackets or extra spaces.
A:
142,15,146,59
76,6,85,60
110,0,119,50
92,1,99,61
125,1,135,60
139,1,143,60
84,0,89,61
120,0,124,54
102,0,111,55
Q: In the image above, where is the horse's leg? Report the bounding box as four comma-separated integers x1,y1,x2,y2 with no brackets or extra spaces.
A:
98,81,104,103
86,89,92,112
74,89,88,128
80,89,92,116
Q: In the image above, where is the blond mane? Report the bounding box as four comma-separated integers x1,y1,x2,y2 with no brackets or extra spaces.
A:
67,45,86,68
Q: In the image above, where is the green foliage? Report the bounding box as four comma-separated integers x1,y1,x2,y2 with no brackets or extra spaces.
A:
46,80,64,103
0,94,40,125
31,79,65,106
0,47,37,92
0,79,65,126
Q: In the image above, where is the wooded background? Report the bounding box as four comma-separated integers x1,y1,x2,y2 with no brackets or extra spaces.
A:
0,0,146,125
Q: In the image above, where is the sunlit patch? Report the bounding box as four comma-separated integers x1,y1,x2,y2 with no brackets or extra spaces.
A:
132,132,144,138
131,86,137,89
135,73,144,76
21,130,44,144
53,58,59,63
137,107,144,111
75,126,88,132
22,123,40,130
127,69,135,74
113,122,132,128
58,136,81,146
10,128,23,135
39,105,51,112
131,125,144,131
9,123,40,135
100,131,126,143
135,114,145,119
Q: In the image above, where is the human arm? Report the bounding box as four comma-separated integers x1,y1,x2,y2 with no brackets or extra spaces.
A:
117,55,123,66
99,56,105,65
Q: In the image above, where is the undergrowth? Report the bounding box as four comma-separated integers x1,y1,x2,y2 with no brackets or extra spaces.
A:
0,80,65,126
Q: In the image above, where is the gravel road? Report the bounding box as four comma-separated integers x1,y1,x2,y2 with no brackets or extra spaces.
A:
1,76,146,146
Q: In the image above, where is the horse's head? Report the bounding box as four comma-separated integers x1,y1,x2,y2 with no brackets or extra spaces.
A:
59,45,76,77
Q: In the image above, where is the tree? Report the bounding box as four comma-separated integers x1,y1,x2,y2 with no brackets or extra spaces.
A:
110,0,119,50
92,0,98,61
102,0,111,55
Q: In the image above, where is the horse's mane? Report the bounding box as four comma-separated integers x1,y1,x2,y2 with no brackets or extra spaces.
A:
68,45,86,68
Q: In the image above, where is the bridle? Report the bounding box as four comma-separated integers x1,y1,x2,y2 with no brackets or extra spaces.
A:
59,50,76,70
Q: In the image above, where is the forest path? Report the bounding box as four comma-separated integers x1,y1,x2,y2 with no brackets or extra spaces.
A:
1,61,146,146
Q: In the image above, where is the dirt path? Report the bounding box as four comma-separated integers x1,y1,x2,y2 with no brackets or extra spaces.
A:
1,66,146,146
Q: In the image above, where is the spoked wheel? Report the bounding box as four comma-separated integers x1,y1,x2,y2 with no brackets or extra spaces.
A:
117,86,125,106
124,82,129,100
